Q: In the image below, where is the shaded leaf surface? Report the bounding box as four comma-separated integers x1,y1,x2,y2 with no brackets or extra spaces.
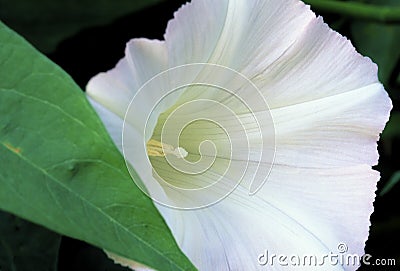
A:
0,21,195,271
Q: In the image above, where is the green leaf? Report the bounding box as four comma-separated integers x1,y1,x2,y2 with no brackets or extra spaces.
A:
350,0,400,85
380,171,400,196
0,0,165,53
0,21,195,271
0,211,61,271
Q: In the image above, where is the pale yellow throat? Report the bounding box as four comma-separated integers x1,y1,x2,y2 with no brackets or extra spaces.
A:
146,139,188,159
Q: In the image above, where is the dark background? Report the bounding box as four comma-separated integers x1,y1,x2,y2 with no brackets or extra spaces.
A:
1,0,399,270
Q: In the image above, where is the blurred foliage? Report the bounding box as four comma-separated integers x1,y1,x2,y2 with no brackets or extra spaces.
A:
0,211,130,271
350,0,400,87
382,112,400,140
381,171,400,196
0,211,61,271
351,21,400,85
305,0,400,23
0,0,165,53
0,0,400,270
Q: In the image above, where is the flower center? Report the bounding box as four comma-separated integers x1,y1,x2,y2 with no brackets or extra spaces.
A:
146,139,188,159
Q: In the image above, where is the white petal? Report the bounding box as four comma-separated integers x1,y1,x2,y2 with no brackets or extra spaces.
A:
256,164,380,271
164,0,381,116
125,39,168,87
87,97,124,150
86,39,168,119
258,16,379,109
86,58,135,118
165,0,315,72
157,163,378,271
272,83,391,168
84,1,393,270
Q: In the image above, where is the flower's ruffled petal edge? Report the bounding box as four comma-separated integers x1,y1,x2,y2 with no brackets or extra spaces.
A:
154,165,378,271
85,0,393,270
165,0,315,71
162,83,390,168
105,251,154,271
163,0,318,106
271,83,391,169
152,0,391,270
258,165,379,271
259,16,379,109
86,57,134,119
86,39,168,119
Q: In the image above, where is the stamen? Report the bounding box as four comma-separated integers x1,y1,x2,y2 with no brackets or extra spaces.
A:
146,139,188,158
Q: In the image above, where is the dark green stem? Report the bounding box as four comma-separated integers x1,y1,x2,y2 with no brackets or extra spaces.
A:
303,0,400,23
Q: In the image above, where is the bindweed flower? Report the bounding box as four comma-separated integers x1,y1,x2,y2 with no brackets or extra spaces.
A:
86,0,392,270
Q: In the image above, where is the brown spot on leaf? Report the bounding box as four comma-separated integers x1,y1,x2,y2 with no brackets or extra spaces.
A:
3,142,22,154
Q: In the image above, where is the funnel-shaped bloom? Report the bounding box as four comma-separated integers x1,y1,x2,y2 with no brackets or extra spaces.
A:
86,0,391,270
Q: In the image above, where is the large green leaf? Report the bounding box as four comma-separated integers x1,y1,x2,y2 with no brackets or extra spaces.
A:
0,21,195,271
0,211,61,271
0,0,165,53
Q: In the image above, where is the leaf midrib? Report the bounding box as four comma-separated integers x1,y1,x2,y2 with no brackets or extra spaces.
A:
0,142,185,271
0,88,187,271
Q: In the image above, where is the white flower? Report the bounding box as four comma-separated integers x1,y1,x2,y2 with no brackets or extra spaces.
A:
86,0,392,270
